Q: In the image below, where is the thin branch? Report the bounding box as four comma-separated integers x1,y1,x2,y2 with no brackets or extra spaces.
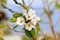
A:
54,17,60,26
46,0,58,40
1,4,15,13
28,0,35,7
42,0,57,40
10,28,24,33
46,0,50,12
13,0,21,5
42,0,48,14
22,0,25,5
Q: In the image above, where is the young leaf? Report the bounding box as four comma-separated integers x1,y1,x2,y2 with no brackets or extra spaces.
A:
10,18,17,22
24,30,32,38
13,13,22,18
30,28,35,38
24,28,35,38
36,23,40,33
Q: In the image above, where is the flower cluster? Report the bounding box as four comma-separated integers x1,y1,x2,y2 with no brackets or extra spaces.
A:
16,9,41,31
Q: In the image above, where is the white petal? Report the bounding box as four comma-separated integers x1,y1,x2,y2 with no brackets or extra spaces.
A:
16,21,24,25
23,12,27,16
25,15,32,20
25,26,32,31
31,19,37,25
25,22,34,31
28,9,36,16
16,21,21,25
16,17,25,25
36,16,41,21
17,17,21,20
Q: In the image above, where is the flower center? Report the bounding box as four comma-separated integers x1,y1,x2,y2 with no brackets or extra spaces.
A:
28,16,30,18
28,24,31,27
20,20,23,23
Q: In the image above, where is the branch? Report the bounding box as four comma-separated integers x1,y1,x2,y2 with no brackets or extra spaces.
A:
22,0,25,5
13,0,21,5
42,0,48,14
10,28,24,33
13,0,29,10
42,0,58,40
54,17,60,26
1,4,15,13
28,0,35,7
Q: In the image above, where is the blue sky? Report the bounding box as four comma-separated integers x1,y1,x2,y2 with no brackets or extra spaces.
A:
5,0,60,33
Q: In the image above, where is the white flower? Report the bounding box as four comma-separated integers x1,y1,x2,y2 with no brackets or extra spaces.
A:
25,14,33,20
25,22,34,31
16,17,25,25
31,18,37,25
28,9,36,15
36,16,41,21
28,9,36,18
23,12,27,16
23,9,37,20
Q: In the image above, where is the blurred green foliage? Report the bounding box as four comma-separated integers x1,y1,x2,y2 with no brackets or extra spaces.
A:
55,4,60,9
0,20,11,35
0,20,9,28
0,37,4,40
22,35,32,40
0,0,7,5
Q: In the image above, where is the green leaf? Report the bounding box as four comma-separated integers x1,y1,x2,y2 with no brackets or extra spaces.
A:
22,35,32,40
13,25,19,29
24,28,35,38
30,28,35,38
13,13,22,18
36,23,40,33
21,4,29,10
10,18,17,22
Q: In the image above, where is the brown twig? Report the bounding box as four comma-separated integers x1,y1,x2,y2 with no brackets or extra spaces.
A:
42,0,57,40
28,0,35,7
22,0,25,5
